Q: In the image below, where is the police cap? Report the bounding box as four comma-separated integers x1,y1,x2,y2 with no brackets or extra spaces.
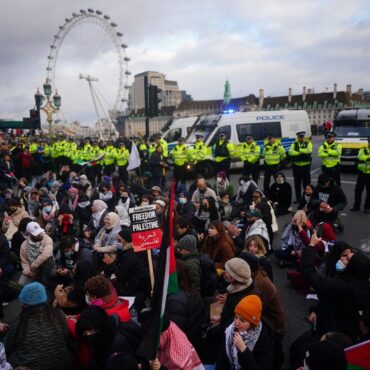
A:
296,131,306,137
325,132,336,138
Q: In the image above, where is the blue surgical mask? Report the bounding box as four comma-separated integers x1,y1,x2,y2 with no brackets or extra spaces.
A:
43,206,52,213
64,251,74,258
179,197,187,205
336,259,346,272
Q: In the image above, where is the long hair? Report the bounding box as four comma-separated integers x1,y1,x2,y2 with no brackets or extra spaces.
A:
244,235,267,257
202,220,235,254
176,259,195,295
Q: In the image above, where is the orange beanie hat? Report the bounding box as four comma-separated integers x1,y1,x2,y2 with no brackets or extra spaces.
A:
234,295,262,325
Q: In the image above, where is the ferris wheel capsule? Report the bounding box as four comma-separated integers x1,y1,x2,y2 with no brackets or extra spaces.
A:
65,18,71,22
80,9,86,14
88,8,94,13
104,15,110,20
124,57,130,62
121,44,127,48
50,45,56,49
96,10,103,15
59,26,64,30
117,32,123,37
110,22,117,27
72,13,78,17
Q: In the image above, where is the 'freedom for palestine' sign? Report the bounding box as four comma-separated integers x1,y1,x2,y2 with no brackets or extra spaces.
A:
129,205,162,252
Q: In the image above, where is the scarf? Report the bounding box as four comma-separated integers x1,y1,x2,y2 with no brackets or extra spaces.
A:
68,188,79,210
225,321,262,370
27,237,44,263
158,321,204,370
42,205,56,222
93,209,106,228
78,201,90,209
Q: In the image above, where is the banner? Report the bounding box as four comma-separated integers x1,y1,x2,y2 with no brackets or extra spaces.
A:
129,205,162,252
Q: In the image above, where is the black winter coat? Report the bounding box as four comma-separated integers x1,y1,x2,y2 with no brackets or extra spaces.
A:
300,248,370,341
216,320,274,370
268,182,292,211
166,290,203,349
220,284,257,331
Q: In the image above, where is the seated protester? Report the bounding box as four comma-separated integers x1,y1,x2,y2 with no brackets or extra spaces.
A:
303,340,348,370
137,193,153,207
275,210,311,266
78,174,92,197
99,181,116,211
117,185,135,212
188,174,213,198
244,235,273,282
130,172,151,197
215,258,256,331
251,190,275,244
268,172,292,215
154,199,166,229
54,260,96,315
85,275,131,322
26,188,41,218
19,221,54,286
2,196,29,240
244,209,271,253
150,185,168,203
5,282,72,370
88,199,109,236
216,295,274,370
38,197,57,229
175,191,196,222
141,171,153,191
219,192,234,221
240,252,285,336
0,227,15,281
299,235,370,342
225,222,245,256
93,212,122,269
297,183,315,214
192,196,219,235
149,315,203,370
166,260,203,353
174,217,199,245
175,234,201,294
10,217,32,268
74,306,142,370
234,176,259,210
103,228,150,297
191,178,218,208
75,194,92,230
309,173,347,230
215,171,234,198
201,220,235,272
52,205,79,241
115,204,131,227
67,187,79,212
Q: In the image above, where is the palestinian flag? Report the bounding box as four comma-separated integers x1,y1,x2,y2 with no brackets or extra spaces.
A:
76,153,105,167
345,340,370,370
136,180,179,360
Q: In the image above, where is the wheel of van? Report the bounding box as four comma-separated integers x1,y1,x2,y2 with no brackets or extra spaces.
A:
195,161,215,179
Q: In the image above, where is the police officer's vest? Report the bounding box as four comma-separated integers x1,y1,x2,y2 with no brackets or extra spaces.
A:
214,140,230,158
292,142,312,163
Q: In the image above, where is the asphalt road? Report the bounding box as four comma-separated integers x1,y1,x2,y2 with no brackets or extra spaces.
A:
3,136,369,369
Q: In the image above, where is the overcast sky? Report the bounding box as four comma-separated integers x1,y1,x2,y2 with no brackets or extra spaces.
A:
1,0,370,122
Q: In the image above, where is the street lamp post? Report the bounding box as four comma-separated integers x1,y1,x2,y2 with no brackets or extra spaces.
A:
35,78,61,135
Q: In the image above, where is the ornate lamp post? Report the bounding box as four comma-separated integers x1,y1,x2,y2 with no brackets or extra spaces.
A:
35,78,61,135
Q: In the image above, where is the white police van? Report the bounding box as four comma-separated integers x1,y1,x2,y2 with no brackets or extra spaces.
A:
185,110,311,177
161,116,200,152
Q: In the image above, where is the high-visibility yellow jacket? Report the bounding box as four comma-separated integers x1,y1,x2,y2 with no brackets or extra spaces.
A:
357,147,370,174
116,147,130,166
262,143,286,165
171,144,192,166
240,141,260,164
318,141,342,168
103,146,117,165
213,139,234,162
289,140,313,166
192,141,207,162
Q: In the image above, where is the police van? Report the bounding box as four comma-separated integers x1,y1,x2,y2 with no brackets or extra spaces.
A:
161,116,200,152
333,109,370,166
185,110,311,177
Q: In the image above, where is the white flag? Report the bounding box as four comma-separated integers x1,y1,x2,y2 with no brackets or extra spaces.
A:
127,142,141,171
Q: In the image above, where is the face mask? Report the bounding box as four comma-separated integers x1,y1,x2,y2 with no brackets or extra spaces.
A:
179,197,187,205
121,195,128,201
217,177,223,183
43,206,52,213
85,294,91,305
276,178,284,184
141,201,149,206
64,251,74,258
336,259,346,272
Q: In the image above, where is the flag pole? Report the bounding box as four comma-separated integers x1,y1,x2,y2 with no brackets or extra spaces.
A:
147,249,155,295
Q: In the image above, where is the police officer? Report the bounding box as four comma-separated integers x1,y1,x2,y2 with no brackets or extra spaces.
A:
262,134,286,194
289,131,313,202
149,133,168,159
170,137,192,184
350,137,370,213
318,132,342,186
192,134,207,172
102,140,117,176
213,132,234,178
116,142,130,184
240,134,260,183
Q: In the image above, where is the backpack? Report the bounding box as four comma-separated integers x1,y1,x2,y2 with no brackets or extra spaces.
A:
199,253,218,297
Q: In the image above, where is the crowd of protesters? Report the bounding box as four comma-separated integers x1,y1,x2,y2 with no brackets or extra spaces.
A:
0,130,368,370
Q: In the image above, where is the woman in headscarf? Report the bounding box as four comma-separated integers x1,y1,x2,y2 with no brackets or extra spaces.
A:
38,197,57,228
75,194,92,230
79,174,92,197
89,199,108,236
93,212,121,270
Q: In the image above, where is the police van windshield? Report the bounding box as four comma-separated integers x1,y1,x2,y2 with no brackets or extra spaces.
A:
186,114,220,144
334,120,370,138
